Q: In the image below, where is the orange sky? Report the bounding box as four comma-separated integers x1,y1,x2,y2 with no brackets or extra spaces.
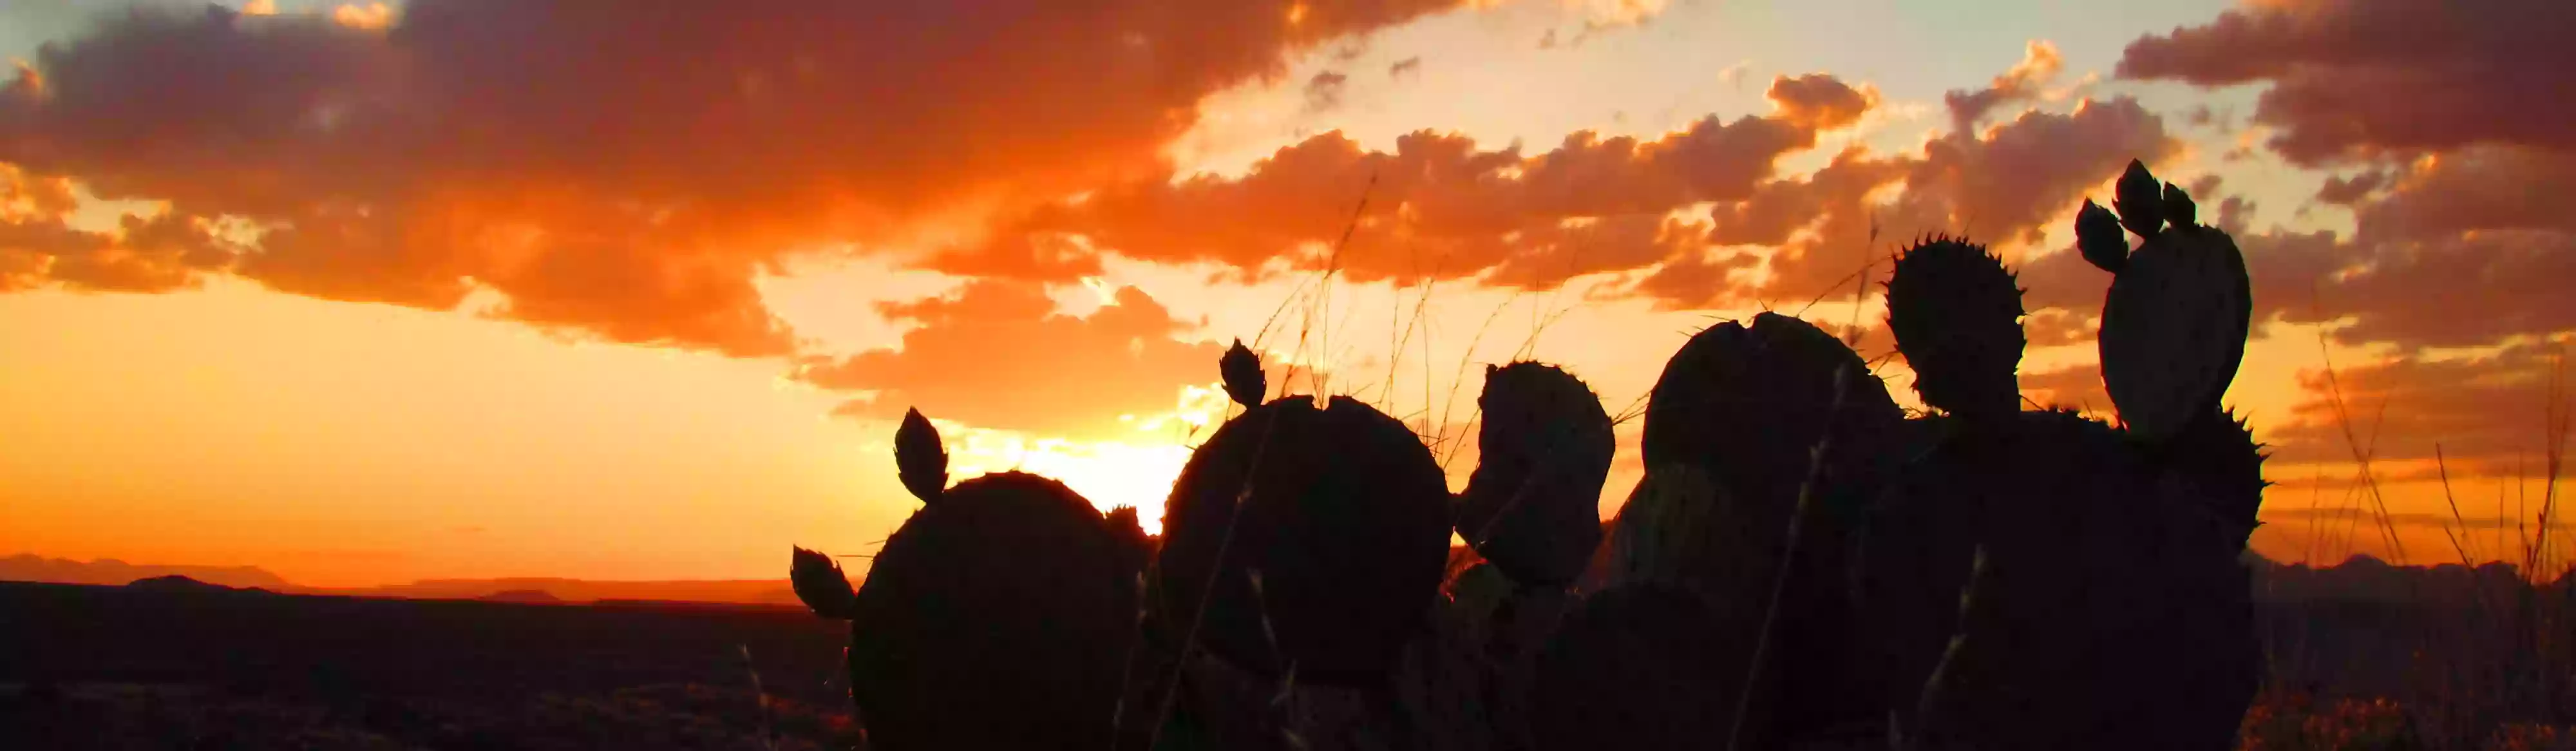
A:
1,0,2570,587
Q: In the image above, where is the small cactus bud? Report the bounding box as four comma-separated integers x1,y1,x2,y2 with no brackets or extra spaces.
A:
895,408,948,504
789,546,858,620
2076,198,2128,273
2114,159,2165,238
2162,180,2197,229
1220,338,1265,408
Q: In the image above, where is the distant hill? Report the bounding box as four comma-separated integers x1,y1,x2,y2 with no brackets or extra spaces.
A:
476,589,566,605
2,555,806,607
319,578,803,606
2249,553,2573,606
0,555,292,590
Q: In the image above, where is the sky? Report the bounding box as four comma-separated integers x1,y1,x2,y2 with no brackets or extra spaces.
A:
1,0,2571,587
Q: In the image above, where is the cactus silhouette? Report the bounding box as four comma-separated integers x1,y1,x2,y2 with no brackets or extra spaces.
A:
1886,235,2026,421
893,408,947,503
2088,159,2255,443
787,546,857,620
1456,361,1615,586
1631,311,1904,746
828,409,1142,750
2076,198,2129,273
1220,339,1266,409
1530,582,1739,751
781,155,2277,751
1905,409,2260,751
1158,338,1452,687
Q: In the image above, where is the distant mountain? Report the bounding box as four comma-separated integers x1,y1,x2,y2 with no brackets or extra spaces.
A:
0,555,293,590
1,554,806,606
319,578,803,606
2249,553,2572,605
477,589,566,605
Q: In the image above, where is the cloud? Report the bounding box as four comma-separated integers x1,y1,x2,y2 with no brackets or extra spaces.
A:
953,74,1866,291
2018,363,2110,412
1,164,242,292
1304,70,1351,113
2255,147,2576,350
793,281,1228,441
1944,39,2064,133
2316,170,2386,204
960,55,2175,319
1714,95,2175,314
2268,338,2573,478
0,0,1466,354
1388,56,1421,79
1767,72,1877,131
2116,0,2576,165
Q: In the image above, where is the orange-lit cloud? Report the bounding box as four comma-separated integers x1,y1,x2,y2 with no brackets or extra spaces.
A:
1,165,242,292
0,0,1468,355
958,68,2177,321
949,74,1873,292
1944,39,2064,133
2269,338,2572,477
793,281,1229,442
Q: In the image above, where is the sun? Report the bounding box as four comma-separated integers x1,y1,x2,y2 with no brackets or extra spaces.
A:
936,385,1231,535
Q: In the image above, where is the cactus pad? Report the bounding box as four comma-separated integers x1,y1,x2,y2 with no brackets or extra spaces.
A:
1456,361,1615,585
1886,236,2027,420
846,471,1140,750
1157,394,1453,686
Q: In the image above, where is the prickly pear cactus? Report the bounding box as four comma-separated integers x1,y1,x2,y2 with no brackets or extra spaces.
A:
1221,339,1267,409
894,407,947,503
1906,409,2260,751
1636,311,1902,746
1456,361,1614,586
1643,312,1904,511
2076,198,2130,273
1529,582,1742,751
2088,160,2254,443
2156,407,2271,548
1849,418,1991,721
1886,235,2027,421
1394,586,1497,751
1157,392,1452,687
839,411,1142,751
787,546,858,620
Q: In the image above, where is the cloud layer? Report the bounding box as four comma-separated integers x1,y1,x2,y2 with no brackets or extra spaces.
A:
794,281,1227,441
0,0,1465,355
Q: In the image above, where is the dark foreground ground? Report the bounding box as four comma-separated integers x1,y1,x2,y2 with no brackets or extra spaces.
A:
0,581,859,750
1,571,2570,750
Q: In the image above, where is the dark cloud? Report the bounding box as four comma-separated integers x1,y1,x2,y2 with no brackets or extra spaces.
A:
0,0,1466,354
2316,171,2386,205
794,281,1226,441
1304,70,1350,113
1388,56,1421,79
2117,0,2576,165
2260,147,2576,350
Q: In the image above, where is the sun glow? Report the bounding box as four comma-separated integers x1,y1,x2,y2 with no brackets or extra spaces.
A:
933,384,1233,534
